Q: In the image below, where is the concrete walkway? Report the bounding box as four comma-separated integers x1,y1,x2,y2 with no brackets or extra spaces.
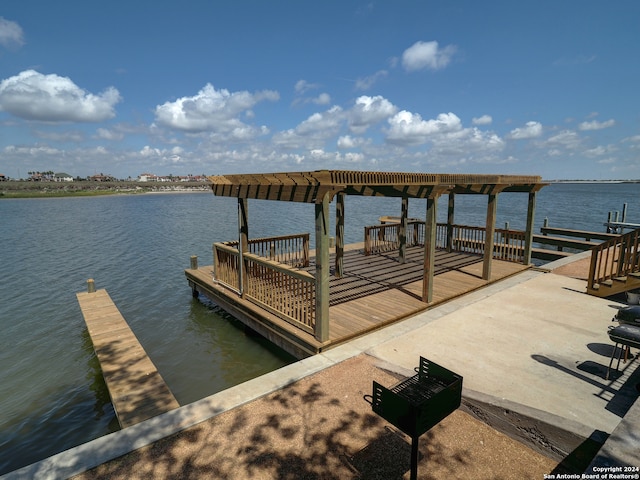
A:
4,253,639,479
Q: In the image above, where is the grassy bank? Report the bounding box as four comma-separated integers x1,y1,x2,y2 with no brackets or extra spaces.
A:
0,181,209,198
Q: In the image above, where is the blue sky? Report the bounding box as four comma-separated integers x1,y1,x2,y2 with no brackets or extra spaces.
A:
0,1,638,180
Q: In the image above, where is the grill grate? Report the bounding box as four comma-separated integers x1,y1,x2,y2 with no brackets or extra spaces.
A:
389,374,446,405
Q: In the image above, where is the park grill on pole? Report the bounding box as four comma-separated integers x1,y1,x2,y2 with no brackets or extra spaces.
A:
367,356,462,480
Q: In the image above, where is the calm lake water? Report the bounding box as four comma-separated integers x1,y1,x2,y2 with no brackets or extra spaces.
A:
1,182,638,474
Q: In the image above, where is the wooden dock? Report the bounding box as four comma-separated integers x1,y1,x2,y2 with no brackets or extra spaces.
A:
77,287,179,428
186,246,529,358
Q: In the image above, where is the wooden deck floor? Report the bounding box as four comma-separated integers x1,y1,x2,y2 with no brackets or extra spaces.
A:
186,246,529,358
77,289,180,428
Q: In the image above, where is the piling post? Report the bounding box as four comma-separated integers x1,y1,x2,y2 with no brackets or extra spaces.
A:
190,255,198,270
87,278,96,293
482,193,498,280
335,192,344,278
314,192,331,342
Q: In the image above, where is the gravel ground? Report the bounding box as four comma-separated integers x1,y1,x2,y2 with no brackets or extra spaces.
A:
72,354,557,480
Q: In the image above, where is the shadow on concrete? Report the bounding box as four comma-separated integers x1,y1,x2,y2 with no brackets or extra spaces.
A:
586,342,617,357
549,433,606,476
532,354,640,418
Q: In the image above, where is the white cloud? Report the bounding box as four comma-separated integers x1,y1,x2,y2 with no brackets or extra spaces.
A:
337,135,369,149
508,121,543,139
294,80,320,94
355,70,388,90
4,144,61,156
0,17,24,49
578,119,615,131
386,111,462,145
383,110,505,166
154,83,279,133
35,129,84,143
296,106,344,135
313,93,331,105
597,157,615,165
0,70,121,122
544,130,582,151
553,54,597,66
272,106,345,149
292,80,330,106
96,128,124,141
472,115,492,126
348,95,397,134
401,40,457,72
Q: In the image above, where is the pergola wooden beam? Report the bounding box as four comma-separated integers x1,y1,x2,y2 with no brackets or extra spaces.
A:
208,170,544,203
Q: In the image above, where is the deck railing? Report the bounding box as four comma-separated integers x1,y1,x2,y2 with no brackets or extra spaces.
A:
364,221,425,255
213,235,315,333
437,224,526,263
213,242,241,290
493,228,527,262
243,253,315,334
224,233,309,267
588,228,640,290
365,222,526,263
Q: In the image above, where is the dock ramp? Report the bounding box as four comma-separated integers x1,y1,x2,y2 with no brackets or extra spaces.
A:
77,287,179,428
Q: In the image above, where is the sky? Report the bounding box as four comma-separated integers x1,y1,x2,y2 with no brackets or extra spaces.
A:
0,1,638,181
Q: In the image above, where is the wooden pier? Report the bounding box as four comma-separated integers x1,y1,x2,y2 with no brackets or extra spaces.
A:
186,245,529,358
530,222,620,261
188,170,546,358
77,284,179,428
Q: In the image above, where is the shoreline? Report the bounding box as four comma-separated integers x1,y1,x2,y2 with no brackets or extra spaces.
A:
0,181,210,199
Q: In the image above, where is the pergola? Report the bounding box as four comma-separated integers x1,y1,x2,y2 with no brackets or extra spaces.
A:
208,170,546,342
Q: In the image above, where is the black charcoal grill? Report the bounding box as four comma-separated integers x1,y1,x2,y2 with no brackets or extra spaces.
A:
612,305,640,327
606,323,640,379
366,357,462,480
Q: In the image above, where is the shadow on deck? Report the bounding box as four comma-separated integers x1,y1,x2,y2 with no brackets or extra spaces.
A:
186,246,530,358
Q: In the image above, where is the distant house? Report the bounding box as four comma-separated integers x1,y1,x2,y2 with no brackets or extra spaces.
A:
53,173,73,182
137,173,208,182
137,173,160,182
89,174,116,182
0,174,7,181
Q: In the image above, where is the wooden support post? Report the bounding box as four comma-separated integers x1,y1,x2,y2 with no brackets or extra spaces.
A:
483,193,498,280
190,255,198,270
87,278,96,293
315,192,331,342
447,193,455,252
238,198,249,297
523,191,537,265
399,196,408,263
335,193,344,278
422,195,438,303
212,243,217,280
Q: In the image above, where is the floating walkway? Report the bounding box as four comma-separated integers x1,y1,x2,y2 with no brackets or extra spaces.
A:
77,284,179,428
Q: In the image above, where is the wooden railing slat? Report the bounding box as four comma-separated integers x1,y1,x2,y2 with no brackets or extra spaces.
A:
588,228,640,291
